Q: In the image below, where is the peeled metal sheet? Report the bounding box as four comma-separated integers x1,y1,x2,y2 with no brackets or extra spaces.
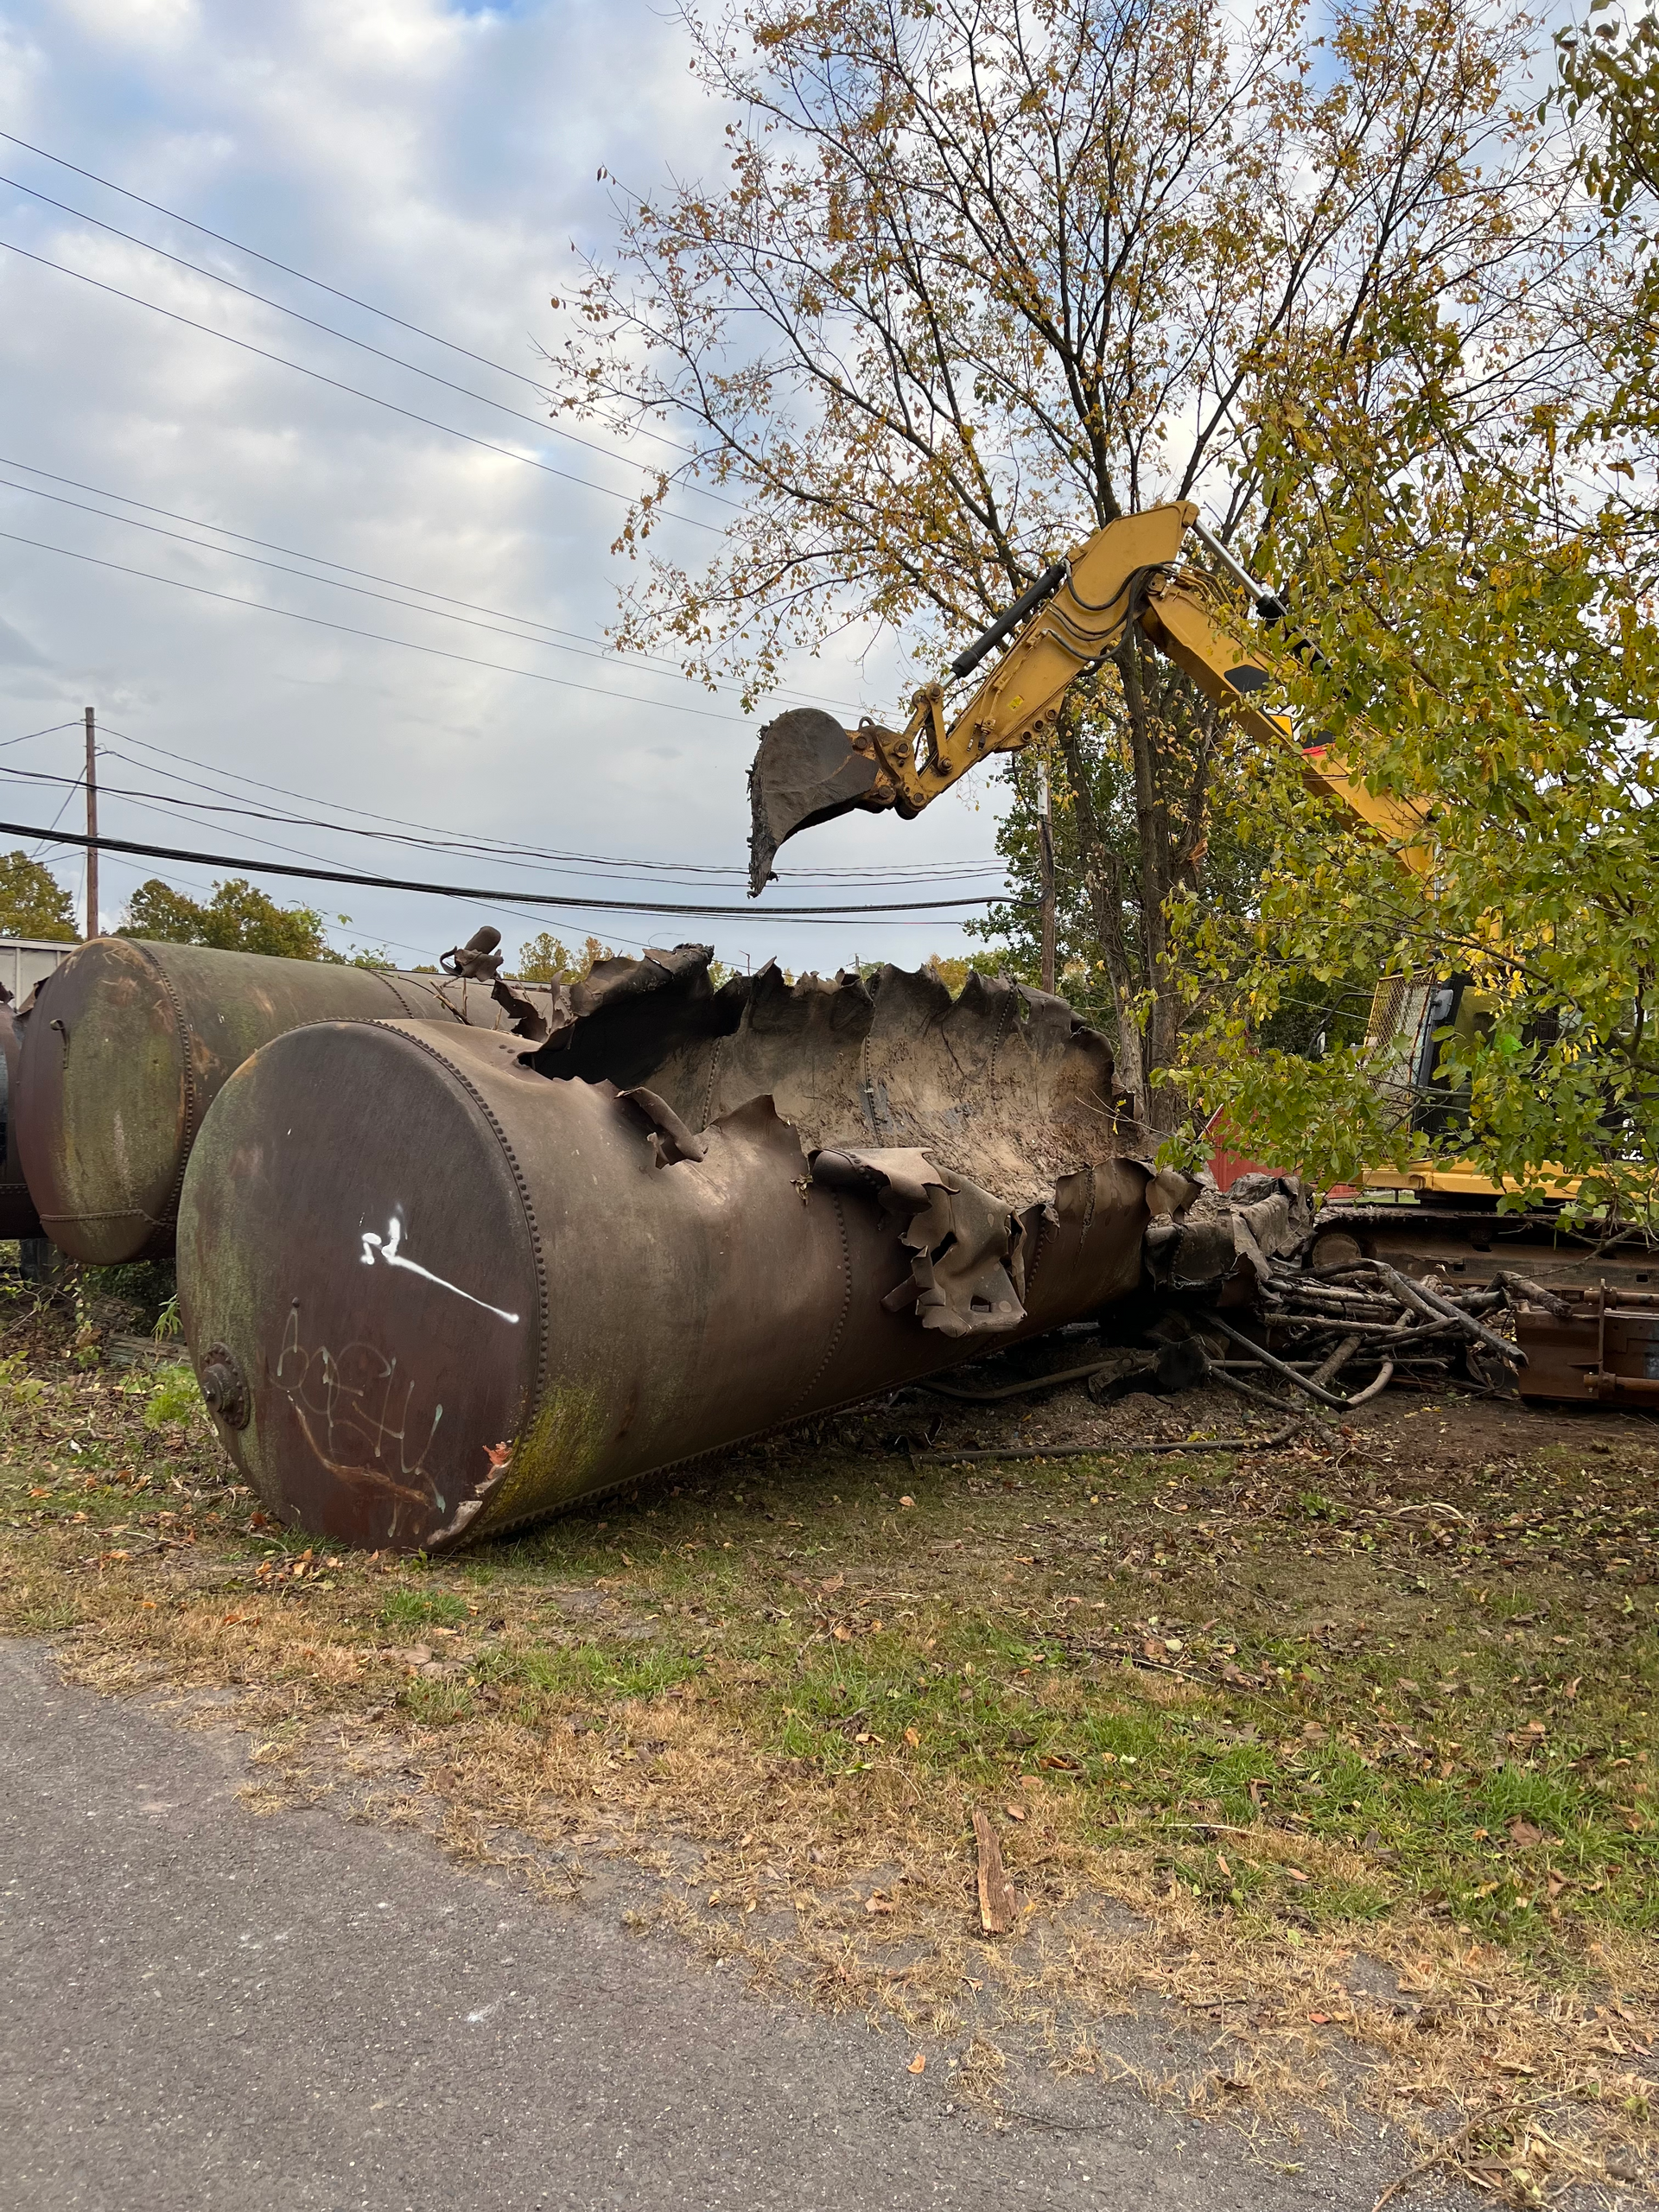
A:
15,935,556,1266
176,953,1158,1549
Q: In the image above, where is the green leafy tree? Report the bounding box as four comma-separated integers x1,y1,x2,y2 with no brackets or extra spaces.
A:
122,878,340,962
1160,9,1659,1213
1177,412,1659,1213
516,931,616,982
554,0,1572,1126
0,850,79,942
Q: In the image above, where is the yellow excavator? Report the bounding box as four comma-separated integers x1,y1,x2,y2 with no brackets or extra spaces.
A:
747,497,1518,1205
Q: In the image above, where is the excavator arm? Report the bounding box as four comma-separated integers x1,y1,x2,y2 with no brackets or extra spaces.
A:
746,504,1427,892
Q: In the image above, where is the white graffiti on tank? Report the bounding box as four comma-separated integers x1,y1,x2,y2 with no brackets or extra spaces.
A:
359,1214,520,1324
275,1307,444,1497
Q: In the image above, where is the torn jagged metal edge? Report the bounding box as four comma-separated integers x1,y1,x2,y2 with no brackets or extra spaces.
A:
528,943,1141,1219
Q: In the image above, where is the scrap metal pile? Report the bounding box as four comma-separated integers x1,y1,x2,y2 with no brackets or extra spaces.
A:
0,931,1648,1551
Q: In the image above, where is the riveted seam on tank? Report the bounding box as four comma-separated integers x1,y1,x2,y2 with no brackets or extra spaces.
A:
352,1021,553,1526
149,958,200,1248
1020,1207,1052,1304
698,1033,723,1132
779,1190,852,1422
987,985,1017,1087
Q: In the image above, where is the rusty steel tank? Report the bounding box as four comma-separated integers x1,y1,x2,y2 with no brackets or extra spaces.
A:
15,933,553,1266
0,997,42,1240
175,950,1159,1550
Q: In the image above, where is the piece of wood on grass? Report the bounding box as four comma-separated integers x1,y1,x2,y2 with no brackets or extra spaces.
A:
973,1808,1018,1936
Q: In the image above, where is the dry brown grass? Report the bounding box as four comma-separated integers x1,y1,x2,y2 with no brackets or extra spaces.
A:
2,1281,1656,2203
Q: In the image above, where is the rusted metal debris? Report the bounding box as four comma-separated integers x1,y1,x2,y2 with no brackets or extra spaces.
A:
912,1172,1556,1445
14,933,557,1265
1511,1282,1659,1406
176,949,1171,1550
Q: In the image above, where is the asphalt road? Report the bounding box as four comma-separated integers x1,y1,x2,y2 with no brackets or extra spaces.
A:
0,1637,1436,2211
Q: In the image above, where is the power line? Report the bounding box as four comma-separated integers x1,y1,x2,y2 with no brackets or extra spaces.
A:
98,727,1006,887
0,819,1014,918
0,238,724,535
0,127,692,454
0,455,855,712
0,528,747,719
4,756,1008,902
4,753,1010,897
0,170,741,510
0,471,764,691
0,718,80,751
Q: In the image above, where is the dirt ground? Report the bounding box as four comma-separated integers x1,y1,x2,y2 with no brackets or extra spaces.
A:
1,1276,1655,2208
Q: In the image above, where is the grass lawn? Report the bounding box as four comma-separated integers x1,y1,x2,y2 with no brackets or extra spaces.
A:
1,1280,1655,2204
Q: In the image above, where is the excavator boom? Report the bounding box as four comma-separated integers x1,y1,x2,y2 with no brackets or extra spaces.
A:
746,503,1427,891
748,503,1196,893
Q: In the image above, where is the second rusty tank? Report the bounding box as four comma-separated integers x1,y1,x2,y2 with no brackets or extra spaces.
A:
0,998,41,1241
14,934,553,1266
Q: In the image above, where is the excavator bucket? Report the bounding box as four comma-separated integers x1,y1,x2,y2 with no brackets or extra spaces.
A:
747,707,892,894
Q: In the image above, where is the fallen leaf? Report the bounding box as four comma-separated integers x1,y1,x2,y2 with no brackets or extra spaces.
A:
1308,2012,1331,2024
904,1727,920,1747
1507,1817,1544,1847
907,2052,926,2074
1003,1802,1027,1821
820,1573,845,1593
1562,1676,1581,1700
831,1624,853,1643
899,1497,916,1510
866,1894,894,1916
1286,1867,1310,1883
1217,1853,1231,1877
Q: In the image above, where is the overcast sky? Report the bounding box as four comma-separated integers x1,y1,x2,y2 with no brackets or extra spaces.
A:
0,0,1010,976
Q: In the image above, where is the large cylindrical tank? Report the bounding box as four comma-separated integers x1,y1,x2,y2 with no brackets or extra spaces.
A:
15,938,542,1266
176,1019,1151,1550
0,1001,42,1241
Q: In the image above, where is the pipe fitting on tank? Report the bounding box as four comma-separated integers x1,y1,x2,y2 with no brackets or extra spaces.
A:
198,1344,251,1431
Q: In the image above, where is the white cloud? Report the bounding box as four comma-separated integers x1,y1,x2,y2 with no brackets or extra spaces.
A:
0,0,1007,964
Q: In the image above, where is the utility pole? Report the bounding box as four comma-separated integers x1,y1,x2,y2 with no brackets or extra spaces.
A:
1038,753,1056,995
84,705,99,941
